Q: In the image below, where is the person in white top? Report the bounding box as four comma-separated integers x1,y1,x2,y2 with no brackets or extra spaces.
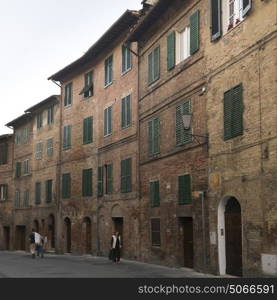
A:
110,232,122,263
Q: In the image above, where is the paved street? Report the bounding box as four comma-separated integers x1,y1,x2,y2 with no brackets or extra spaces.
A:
0,251,217,278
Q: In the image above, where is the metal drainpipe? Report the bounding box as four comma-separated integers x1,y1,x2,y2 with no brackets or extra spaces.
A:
201,191,207,271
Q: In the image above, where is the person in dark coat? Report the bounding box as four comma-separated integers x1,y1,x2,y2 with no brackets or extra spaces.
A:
110,231,122,263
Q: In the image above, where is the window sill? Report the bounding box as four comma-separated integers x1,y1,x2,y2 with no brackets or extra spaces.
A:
104,81,113,89
82,95,93,101
64,104,72,109
121,68,132,77
104,133,112,138
83,141,93,145
148,77,160,87
122,124,131,130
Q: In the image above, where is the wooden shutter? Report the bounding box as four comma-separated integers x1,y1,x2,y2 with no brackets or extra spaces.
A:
126,158,132,192
97,167,104,197
0,143,8,164
178,174,192,204
190,10,200,54
64,125,71,149
224,84,243,140
62,174,70,198
242,0,252,17
150,181,160,207
126,95,131,127
121,159,126,193
167,32,176,70
153,118,160,154
16,162,21,177
107,164,113,194
83,117,92,144
121,97,126,128
154,46,160,81
148,120,154,156
83,169,92,197
108,107,112,134
46,180,52,203
211,0,221,41
151,218,161,246
148,51,153,84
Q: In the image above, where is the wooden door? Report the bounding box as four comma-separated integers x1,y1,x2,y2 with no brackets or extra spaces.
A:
15,226,26,250
3,226,10,250
113,218,123,255
225,198,242,276
182,217,194,268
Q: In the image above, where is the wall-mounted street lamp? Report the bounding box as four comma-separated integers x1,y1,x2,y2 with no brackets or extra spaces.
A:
182,114,208,145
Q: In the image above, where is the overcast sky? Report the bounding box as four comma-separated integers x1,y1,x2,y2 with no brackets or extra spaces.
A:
0,0,142,135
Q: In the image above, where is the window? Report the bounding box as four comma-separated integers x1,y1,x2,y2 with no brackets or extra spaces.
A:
64,82,72,107
82,168,93,197
35,142,43,160
104,55,113,86
104,106,112,136
151,218,161,247
23,160,29,175
15,162,21,178
121,95,131,129
62,173,71,199
23,190,29,207
45,180,53,203
224,84,243,140
97,166,104,197
83,117,93,144
148,46,160,85
0,143,8,165
80,71,93,98
148,118,160,156
15,131,21,145
176,101,192,146
106,163,113,194
121,158,132,193
35,182,41,205
47,105,54,124
47,138,54,157
15,190,20,208
63,125,72,150
178,174,192,205
168,10,199,69
122,43,132,74
211,0,252,40
0,185,8,201
150,181,160,207
22,127,29,144
37,112,43,129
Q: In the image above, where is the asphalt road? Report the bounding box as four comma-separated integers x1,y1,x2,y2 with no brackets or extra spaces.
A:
0,251,216,278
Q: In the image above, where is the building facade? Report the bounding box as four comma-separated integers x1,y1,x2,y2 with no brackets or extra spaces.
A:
48,10,140,259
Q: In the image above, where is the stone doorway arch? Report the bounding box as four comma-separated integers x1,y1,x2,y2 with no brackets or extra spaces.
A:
218,196,242,276
64,217,71,253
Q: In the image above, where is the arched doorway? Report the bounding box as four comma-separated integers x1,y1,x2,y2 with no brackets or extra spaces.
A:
83,217,92,254
64,217,71,253
218,196,242,276
33,220,39,233
48,214,55,249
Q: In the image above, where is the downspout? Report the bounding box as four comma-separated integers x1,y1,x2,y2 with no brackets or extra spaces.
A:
200,191,207,271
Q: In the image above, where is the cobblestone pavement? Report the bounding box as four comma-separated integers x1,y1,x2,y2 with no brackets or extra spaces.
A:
0,251,218,278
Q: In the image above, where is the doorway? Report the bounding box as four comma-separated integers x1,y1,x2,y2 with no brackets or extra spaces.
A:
113,217,123,255
64,218,71,253
225,197,242,276
218,196,242,276
83,217,92,254
48,214,55,249
3,226,10,250
15,226,26,250
179,217,194,268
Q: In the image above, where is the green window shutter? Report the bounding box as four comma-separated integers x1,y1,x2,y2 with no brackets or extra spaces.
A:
242,0,252,17
148,120,154,156
126,158,132,192
150,181,160,207
83,117,92,144
121,159,126,193
65,83,72,106
148,52,153,84
45,180,52,203
104,109,108,136
153,46,160,81
211,0,221,41
167,31,176,70
121,97,126,128
97,166,104,197
108,107,112,134
176,101,192,146
62,173,71,199
153,118,160,154
35,182,41,204
0,143,8,164
126,95,131,127
107,164,113,194
178,175,192,204
63,125,71,150
190,10,200,54
224,84,243,140
83,168,92,197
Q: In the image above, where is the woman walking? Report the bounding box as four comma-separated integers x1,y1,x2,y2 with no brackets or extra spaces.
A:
110,232,122,263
